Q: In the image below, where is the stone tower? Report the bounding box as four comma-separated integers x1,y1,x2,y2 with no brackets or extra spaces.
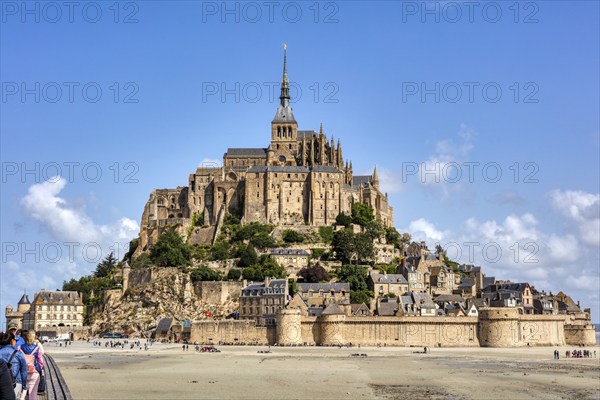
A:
122,261,131,294
17,293,31,313
276,308,302,345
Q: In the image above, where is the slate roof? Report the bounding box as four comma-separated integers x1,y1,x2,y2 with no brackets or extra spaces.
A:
370,273,408,285
313,165,340,173
434,294,464,303
297,282,350,293
412,292,436,308
321,302,345,315
482,277,496,288
248,166,310,173
225,148,267,157
350,303,372,316
483,283,530,293
377,302,398,316
352,175,372,187
308,307,324,317
297,130,317,140
156,317,173,332
271,248,310,256
34,290,82,305
18,294,31,305
458,278,474,288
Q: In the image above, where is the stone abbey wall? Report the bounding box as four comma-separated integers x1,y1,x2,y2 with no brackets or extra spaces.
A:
188,307,596,347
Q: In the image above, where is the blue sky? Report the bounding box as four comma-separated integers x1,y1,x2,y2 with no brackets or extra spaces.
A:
1,1,599,324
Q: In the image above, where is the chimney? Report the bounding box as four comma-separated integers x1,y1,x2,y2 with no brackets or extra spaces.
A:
265,277,271,287
401,258,406,268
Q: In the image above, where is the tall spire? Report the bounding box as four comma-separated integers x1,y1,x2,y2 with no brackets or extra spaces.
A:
280,43,290,107
373,165,380,188
272,44,295,123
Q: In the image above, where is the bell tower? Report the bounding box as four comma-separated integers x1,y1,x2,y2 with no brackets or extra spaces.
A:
270,44,298,166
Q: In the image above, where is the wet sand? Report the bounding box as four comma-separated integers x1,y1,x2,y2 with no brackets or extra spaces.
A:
49,341,600,399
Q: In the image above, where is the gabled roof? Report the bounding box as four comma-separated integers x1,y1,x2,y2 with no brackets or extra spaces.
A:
156,317,173,332
350,303,372,316
297,282,350,293
458,278,474,288
370,273,408,285
433,294,464,303
34,290,82,305
271,248,310,256
321,302,345,315
377,302,398,316
482,277,496,288
412,292,435,308
225,148,267,157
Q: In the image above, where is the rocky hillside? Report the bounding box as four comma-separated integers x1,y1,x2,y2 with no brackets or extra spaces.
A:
88,268,241,337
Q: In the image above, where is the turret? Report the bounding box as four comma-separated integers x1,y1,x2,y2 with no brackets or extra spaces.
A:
372,165,379,189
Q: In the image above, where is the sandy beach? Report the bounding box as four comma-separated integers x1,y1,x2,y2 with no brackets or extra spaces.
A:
47,341,600,400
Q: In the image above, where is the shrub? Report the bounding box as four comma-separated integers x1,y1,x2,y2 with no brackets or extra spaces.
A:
351,203,374,227
335,212,352,227
226,269,242,280
150,230,192,267
318,226,334,243
237,244,258,268
190,266,223,282
282,229,305,243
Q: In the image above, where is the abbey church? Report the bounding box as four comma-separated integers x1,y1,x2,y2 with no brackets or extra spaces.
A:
136,48,393,253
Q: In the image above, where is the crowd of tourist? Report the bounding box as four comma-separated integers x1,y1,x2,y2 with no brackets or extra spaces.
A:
0,322,45,400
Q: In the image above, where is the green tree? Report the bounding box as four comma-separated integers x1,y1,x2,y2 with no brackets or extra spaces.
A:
298,264,331,283
123,239,139,262
131,253,153,269
335,212,353,227
354,233,375,263
242,266,263,281
351,203,374,227
210,239,231,261
150,230,192,267
226,268,242,280
336,264,369,292
94,253,118,278
190,266,223,282
190,244,211,261
331,229,356,264
385,227,401,248
350,290,374,305
237,244,258,268
282,229,305,243
364,220,385,241
318,226,334,243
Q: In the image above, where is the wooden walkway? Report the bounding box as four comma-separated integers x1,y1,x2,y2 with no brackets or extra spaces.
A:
40,355,73,400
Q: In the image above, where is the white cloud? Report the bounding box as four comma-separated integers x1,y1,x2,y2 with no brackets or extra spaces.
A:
198,158,222,168
419,123,477,189
21,177,139,246
547,189,600,247
407,218,447,242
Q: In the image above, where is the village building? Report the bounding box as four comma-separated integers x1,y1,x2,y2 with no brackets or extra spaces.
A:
269,248,310,274
368,272,408,298
295,282,350,308
5,290,84,331
239,278,289,326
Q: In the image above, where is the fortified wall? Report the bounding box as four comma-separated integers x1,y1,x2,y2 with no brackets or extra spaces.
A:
188,307,596,347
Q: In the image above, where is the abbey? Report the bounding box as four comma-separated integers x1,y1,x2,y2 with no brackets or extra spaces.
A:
136,48,393,253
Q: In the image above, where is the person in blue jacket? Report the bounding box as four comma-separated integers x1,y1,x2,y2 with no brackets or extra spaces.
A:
0,331,27,399
7,323,25,349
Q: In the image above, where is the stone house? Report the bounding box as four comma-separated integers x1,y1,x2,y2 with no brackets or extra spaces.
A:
5,290,85,331
269,248,310,275
349,303,372,317
482,283,534,314
295,282,350,308
429,266,459,295
368,273,408,298
239,278,289,326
